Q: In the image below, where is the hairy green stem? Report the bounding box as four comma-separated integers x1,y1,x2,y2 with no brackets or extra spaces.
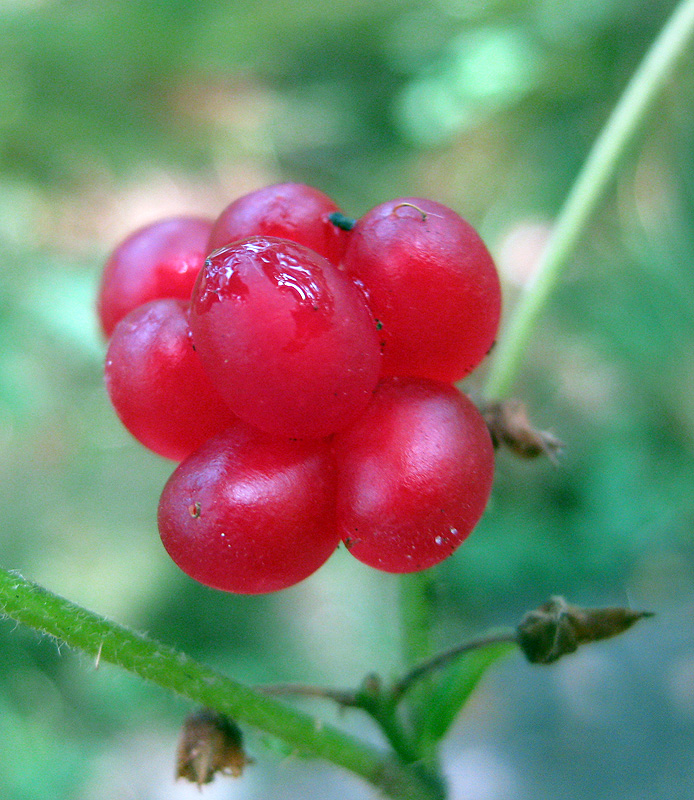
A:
484,0,694,398
0,569,444,800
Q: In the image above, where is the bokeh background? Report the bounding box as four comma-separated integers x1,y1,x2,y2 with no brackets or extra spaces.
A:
1,0,694,798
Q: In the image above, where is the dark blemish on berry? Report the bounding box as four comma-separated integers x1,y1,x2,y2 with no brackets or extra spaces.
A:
375,320,383,331
344,537,353,549
189,502,202,518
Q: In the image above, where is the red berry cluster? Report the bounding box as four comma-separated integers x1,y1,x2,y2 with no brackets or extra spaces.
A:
98,183,500,594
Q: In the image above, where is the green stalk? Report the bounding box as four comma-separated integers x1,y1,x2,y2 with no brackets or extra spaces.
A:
400,571,435,667
397,570,437,768
484,0,694,398
0,568,444,800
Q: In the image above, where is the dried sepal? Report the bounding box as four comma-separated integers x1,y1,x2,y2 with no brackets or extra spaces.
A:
176,707,252,787
517,595,653,665
480,399,563,462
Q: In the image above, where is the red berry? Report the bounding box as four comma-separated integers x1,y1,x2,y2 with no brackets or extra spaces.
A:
333,378,495,573
189,236,382,439
207,183,349,265
157,423,340,594
105,299,238,461
98,216,212,337
343,198,501,382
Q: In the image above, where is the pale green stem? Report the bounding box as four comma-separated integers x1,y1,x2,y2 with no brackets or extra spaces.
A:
398,571,438,768
485,0,694,398
400,572,435,667
0,568,444,800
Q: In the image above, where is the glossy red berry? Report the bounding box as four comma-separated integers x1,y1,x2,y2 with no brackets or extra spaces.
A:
333,377,495,573
98,216,212,337
105,299,238,461
343,198,501,382
158,422,340,594
207,183,349,265
189,236,382,439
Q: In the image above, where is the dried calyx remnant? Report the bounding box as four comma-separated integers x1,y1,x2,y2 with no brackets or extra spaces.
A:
176,708,252,787
517,595,654,665
481,399,563,462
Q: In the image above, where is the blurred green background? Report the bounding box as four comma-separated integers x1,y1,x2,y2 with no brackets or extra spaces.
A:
1,0,694,798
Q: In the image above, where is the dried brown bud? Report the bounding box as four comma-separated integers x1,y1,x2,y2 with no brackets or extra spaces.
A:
517,595,653,664
176,708,252,787
480,399,563,462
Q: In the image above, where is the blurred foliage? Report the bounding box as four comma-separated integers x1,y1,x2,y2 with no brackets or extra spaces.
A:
1,0,694,798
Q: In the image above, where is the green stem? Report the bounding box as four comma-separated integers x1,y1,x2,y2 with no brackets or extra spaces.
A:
374,708,421,766
484,0,694,398
400,572,435,667
0,569,444,800
393,628,518,701
398,571,437,766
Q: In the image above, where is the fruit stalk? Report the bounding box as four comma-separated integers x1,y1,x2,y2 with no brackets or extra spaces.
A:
485,0,694,398
0,567,444,800
400,571,435,667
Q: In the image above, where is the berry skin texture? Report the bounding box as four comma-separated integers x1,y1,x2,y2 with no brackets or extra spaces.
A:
333,378,495,573
98,216,212,338
105,299,238,461
207,183,349,265
190,236,382,439
157,422,340,594
343,198,501,382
